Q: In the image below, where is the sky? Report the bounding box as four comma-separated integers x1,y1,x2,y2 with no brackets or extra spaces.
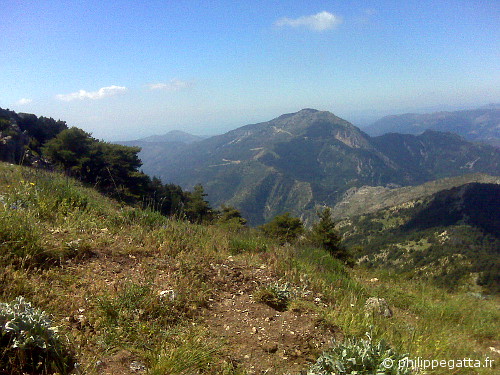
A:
1,0,499,140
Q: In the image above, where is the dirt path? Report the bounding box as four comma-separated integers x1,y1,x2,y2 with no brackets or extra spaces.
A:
203,257,339,374
62,254,338,375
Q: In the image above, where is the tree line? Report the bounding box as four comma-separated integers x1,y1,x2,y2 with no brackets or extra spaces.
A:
0,109,218,223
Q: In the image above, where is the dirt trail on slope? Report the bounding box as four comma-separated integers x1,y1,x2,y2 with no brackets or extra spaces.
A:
60,253,338,375
203,257,340,374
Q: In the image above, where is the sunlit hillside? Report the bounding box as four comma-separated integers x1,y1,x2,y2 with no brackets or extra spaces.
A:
1,162,499,374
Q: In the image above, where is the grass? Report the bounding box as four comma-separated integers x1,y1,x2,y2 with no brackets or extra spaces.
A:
0,161,498,374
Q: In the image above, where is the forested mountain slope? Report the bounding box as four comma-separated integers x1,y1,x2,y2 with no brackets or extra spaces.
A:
143,109,500,225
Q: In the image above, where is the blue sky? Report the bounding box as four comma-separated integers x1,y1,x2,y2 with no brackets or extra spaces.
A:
1,0,499,140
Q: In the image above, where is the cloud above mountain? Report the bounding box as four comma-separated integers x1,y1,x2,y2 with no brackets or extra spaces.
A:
56,85,127,101
275,11,342,31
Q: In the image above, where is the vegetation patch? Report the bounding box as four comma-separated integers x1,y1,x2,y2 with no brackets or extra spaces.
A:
308,332,412,374
0,296,73,375
253,282,294,311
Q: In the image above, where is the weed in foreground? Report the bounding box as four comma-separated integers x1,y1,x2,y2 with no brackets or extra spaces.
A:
0,296,74,375
149,328,220,375
308,331,412,375
253,282,294,312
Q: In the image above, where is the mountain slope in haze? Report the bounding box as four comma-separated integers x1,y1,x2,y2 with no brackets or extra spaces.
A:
132,130,206,144
116,130,206,175
142,109,500,225
364,108,500,146
340,182,500,293
332,173,500,219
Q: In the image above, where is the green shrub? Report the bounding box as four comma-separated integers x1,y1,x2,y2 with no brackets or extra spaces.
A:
309,208,352,264
253,282,294,311
218,204,247,227
308,332,412,375
260,212,304,244
0,296,73,374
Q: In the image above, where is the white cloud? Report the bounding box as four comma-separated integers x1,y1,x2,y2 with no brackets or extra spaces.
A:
147,79,192,91
275,11,342,31
56,85,127,101
16,98,32,105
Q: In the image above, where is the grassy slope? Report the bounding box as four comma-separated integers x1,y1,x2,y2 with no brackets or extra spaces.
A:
1,162,498,374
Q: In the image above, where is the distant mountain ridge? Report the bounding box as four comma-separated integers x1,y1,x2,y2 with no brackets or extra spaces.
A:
364,108,500,146
139,109,500,225
130,130,206,144
115,130,207,172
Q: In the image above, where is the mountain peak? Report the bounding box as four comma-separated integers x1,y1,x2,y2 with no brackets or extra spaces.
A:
273,108,347,125
137,130,205,144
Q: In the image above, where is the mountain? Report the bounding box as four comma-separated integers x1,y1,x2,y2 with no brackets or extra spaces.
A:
116,130,206,175
340,182,500,293
141,109,500,225
364,108,500,146
130,130,206,144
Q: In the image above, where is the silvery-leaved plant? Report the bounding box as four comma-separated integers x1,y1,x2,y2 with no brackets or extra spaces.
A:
1,296,73,373
308,331,413,375
0,296,59,350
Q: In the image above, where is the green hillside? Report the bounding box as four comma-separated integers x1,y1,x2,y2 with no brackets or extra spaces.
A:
1,162,499,374
331,173,500,219
340,183,500,293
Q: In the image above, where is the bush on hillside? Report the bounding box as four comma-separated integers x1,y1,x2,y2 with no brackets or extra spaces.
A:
217,204,247,227
309,208,352,264
260,212,304,244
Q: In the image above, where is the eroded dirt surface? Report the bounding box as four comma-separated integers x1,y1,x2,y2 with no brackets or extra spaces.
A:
203,258,340,374
60,253,338,375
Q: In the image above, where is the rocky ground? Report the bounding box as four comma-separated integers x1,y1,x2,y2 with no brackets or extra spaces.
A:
57,252,339,375
203,258,340,374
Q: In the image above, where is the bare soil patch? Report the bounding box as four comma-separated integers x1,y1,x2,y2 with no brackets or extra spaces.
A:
203,257,340,374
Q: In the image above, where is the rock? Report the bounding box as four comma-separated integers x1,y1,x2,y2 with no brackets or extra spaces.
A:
489,347,500,355
364,297,393,318
130,360,147,372
158,289,176,301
